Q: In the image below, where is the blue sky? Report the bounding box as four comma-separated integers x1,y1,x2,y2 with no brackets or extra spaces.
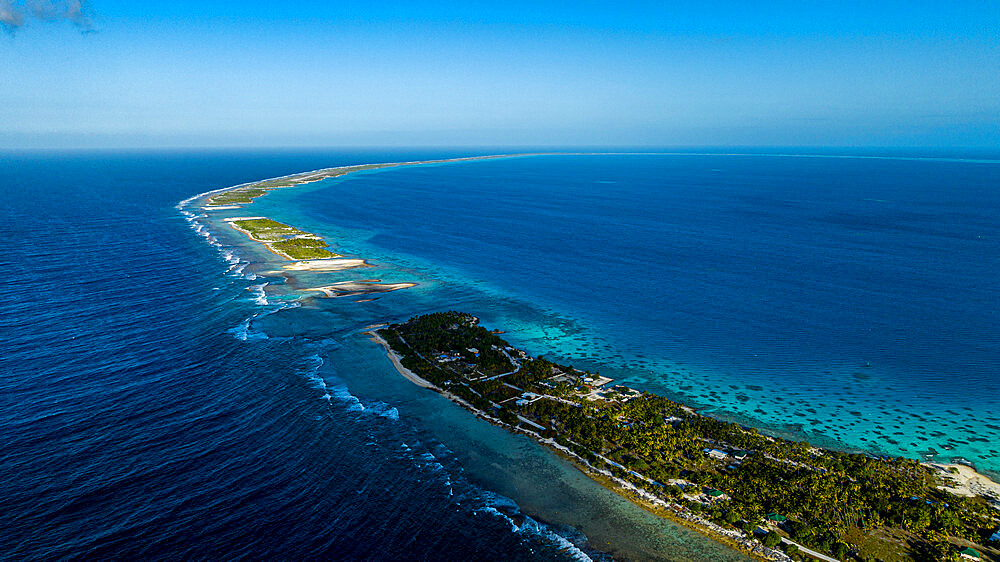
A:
1,1,998,148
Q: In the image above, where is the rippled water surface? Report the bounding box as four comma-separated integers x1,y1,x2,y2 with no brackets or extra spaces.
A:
3,149,768,561
246,151,1000,475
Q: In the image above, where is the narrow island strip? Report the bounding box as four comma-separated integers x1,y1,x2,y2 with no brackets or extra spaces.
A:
204,155,540,295
369,312,1000,562
222,219,415,298
203,153,534,209
226,217,341,260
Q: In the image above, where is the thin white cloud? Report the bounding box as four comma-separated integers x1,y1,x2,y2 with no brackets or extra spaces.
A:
1,0,93,32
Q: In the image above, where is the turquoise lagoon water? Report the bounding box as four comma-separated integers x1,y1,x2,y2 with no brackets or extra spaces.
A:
8,149,996,561
4,149,750,561
192,151,775,560
248,153,1000,477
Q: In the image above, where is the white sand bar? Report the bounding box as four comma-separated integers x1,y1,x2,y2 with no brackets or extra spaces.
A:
282,259,371,271
928,463,1000,504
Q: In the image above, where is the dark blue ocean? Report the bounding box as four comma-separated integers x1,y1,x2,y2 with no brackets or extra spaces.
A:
1,149,753,561
256,151,1000,469
3,148,998,560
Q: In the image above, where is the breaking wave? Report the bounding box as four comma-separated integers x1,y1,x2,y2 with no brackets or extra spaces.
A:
175,174,603,562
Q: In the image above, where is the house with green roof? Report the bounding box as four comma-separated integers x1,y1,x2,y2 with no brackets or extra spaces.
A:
766,513,787,523
959,546,982,560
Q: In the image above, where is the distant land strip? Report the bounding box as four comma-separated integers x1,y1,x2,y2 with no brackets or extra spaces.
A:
203,153,540,208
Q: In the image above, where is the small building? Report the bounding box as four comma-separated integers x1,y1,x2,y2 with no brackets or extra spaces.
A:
669,479,695,491
515,392,541,407
704,488,724,498
959,547,982,560
703,448,728,460
589,375,614,387
990,528,1000,543
766,513,788,523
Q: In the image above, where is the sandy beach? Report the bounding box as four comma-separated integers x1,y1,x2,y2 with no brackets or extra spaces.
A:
281,258,371,271
365,331,437,390
224,219,341,261
365,326,783,561
224,218,270,242
928,462,1000,506
218,215,417,299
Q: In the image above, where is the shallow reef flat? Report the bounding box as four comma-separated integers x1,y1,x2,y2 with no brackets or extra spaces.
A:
307,280,418,298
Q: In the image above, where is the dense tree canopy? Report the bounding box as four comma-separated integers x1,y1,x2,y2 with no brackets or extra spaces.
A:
380,312,998,561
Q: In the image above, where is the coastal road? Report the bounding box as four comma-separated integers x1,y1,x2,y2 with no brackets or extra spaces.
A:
756,525,839,562
779,537,839,562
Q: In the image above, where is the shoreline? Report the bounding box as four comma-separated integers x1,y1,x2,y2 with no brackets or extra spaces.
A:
927,462,1000,508
185,154,1000,483
368,314,1000,562
198,153,543,209
180,154,1000,559
224,218,318,261
280,258,371,272
221,218,411,298
364,329,783,562
183,154,1000,486
187,156,557,298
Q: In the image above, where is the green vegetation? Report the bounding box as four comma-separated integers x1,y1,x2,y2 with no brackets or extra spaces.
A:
231,218,304,241
380,312,1000,562
205,163,400,207
270,237,336,259
230,218,338,259
205,175,312,206
202,155,528,209
762,530,782,548
207,187,269,206
253,178,299,189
